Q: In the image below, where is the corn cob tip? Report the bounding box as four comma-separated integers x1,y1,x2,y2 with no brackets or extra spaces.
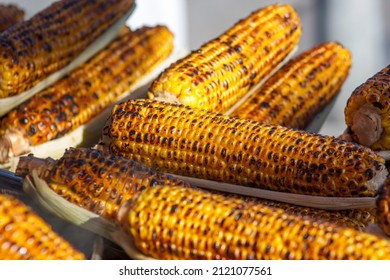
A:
117,198,134,230
344,64,390,150
347,104,383,147
15,153,56,180
0,128,30,164
0,4,24,32
147,91,181,104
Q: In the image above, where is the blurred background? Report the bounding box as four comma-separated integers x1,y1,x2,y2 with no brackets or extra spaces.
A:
3,0,390,137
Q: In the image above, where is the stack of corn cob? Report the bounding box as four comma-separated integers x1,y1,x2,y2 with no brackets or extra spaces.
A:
0,0,175,258
0,25,174,166
14,147,390,259
0,0,135,100
341,64,390,237
2,1,390,260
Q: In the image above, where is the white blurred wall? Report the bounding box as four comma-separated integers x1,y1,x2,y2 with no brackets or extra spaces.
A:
320,0,387,136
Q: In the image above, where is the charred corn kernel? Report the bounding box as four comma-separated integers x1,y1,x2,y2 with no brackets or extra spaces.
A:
15,147,190,221
0,0,134,98
0,193,85,260
377,177,390,237
0,25,174,163
232,42,352,129
0,4,24,32
344,64,390,150
119,185,390,260
99,99,388,197
148,4,301,113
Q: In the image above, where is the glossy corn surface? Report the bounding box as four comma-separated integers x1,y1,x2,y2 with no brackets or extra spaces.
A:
0,25,174,163
0,4,24,32
377,177,390,237
232,42,352,129
122,185,390,260
16,147,190,221
99,99,387,197
0,0,134,98
232,193,376,230
0,193,85,260
148,4,301,113
344,64,390,150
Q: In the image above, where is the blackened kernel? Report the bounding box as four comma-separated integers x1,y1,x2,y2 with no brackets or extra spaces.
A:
170,204,178,214
28,124,37,135
234,45,242,52
365,169,374,180
135,134,142,143
260,101,270,108
313,151,321,158
221,148,227,158
19,117,28,125
43,42,52,52
192,141,198,152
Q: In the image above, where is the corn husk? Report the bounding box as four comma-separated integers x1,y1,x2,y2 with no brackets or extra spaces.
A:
171,174,377,210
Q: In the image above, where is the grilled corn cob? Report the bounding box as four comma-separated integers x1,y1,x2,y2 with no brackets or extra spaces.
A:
231,42,352,129
0,193,85,260
118,185,390,260
15,147,191,221
0,4,24,32
148,4,301,113
0,25,174,164
16,148,376,233
98,99,388,197
377,177,390,237
0,0,134,98
343,64,390,151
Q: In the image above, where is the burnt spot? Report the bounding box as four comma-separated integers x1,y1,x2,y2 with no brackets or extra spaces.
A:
43,42,52,53
19,117,29,125
365,169,374,180
268,127,276,135
373,101,384,110
295,138,303,145
260,101,270,108
56,112,67,122
170,204,178,214
135,134,142,143
28,124,37,135
192,141,199,152
233,212,243,221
